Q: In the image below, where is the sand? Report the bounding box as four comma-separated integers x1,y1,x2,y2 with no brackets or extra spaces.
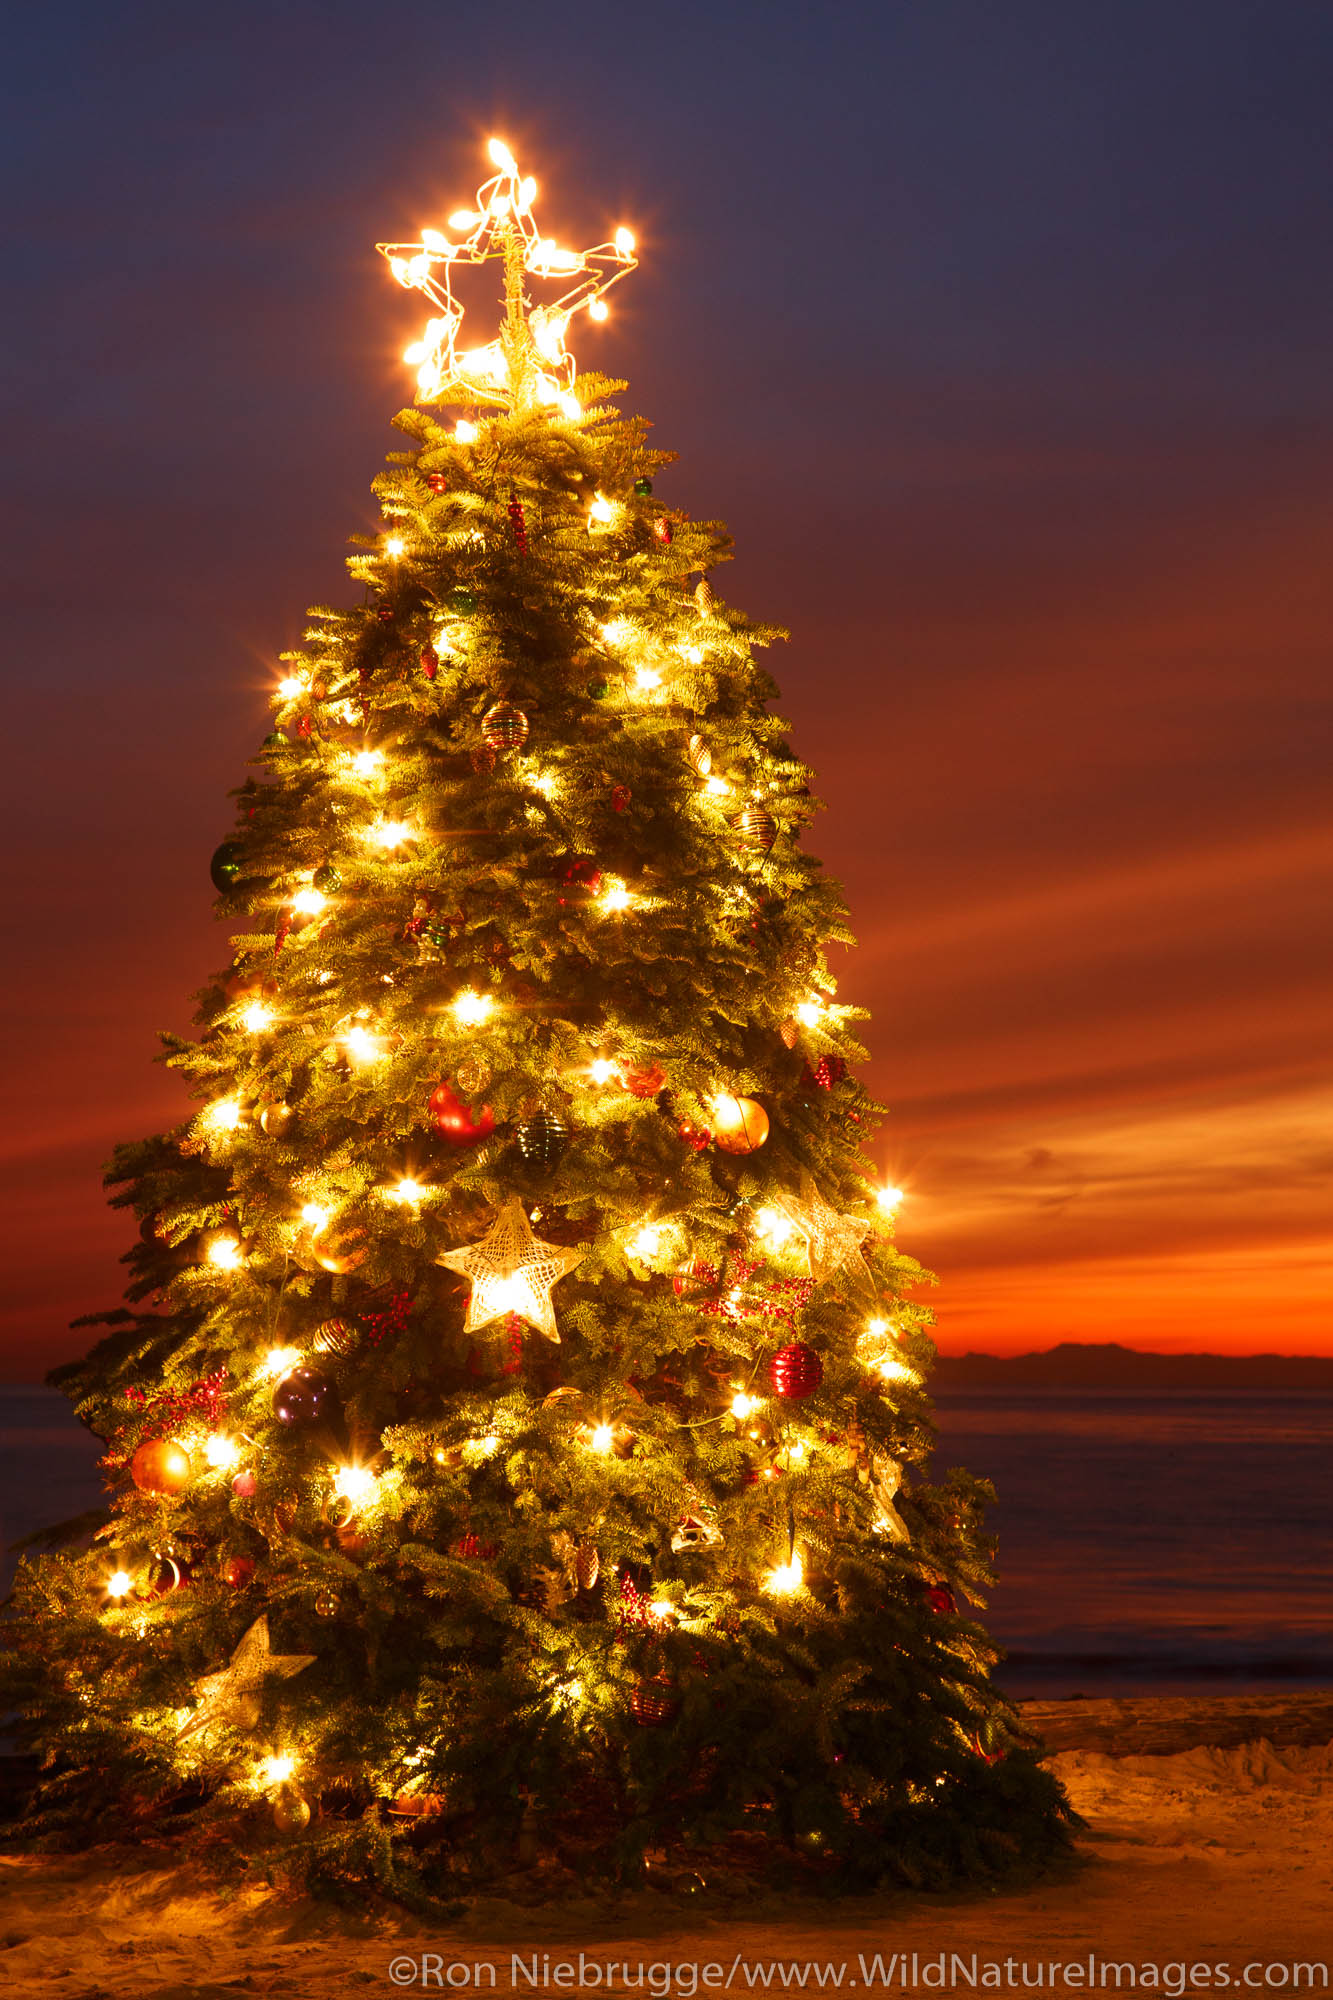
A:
2,1699,1331,2000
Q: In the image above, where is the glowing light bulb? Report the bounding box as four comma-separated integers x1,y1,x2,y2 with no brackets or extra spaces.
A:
384,536,405,559
588,297,608,321
263,1345,302,1378
300,1203,329,1231
343,1025,383,1065
588,492,617,528
589,1058,619,1085
204,1098,243,1133
796,1000,823,1028
389,1177,425,1206
261,1755,296,1787
369,820,412,850
291,888,326,915
350,749,383,778
730,1391,756,1420
106,1570,133,1599
600,619,632,648
449,209,481,230
488,137,518,174
589,1424,615,1454
332,1464,377,1508
633,665,663,692
650,1599,674,1622
242,1002,274,1033
705,775,730,796
420,227,449,252
556,392,581,422
754,1206,795,1249
278,675,304,699
866,1316,891,1340
877,1356,921,1387
517,176,537,210
876,1186,905,1215
627,1224,661,1260
764,1554,804,1597
615,227,636,255
601,883,632,914
455,420,478,444
453,990,493,1028
204,1434,240,1470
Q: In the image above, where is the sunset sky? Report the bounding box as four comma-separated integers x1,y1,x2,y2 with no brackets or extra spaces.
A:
2,2,1330,1378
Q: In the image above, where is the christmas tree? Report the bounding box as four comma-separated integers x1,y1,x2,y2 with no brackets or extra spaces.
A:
2,143,1071,1900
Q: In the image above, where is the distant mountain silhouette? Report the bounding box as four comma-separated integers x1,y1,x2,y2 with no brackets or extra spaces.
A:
932,1341,1333,1390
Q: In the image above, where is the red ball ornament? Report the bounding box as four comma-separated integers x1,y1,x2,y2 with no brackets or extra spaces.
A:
222,1555,255,1588
769,1341,823,1400
424,469,448,494
429,1080,495,1146
376,602,394,623
130,1438,192,1496
677,1118,712,1153
672,1258,713,1297
927,1581,957,1616
231,1467,257,1499
629,1677,679,1727
623,1062,666,1098
611,784,632,813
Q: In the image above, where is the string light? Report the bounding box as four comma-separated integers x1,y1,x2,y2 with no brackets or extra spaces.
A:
203,1098,243,1133
753,1205,796,1250
627,1224,661,1260
300,1203,329,1231
877,1356,921,1387
704,775,731,797
387,1177,426,1206
876,1185,905,1215
261,1755,296,1787
368,820,413,851
342,1025,384,1065
588,1423,615,1454
377,141,637,411
384,536,405,559
796,1000,823,1028
453,990,493,1028
632,665,663,693
206,1234,243,1270
730,1391,758,1420
204,1434,240,1470
106,1570,133,1600
455,419,479,443
764,1554,804,1597
599,619,632,649
263,1346,302,1377
588,1057,619,1085
600,881,632,914
291,888,326,916
332,1464,378,1509
588,492,618,529
241,1002,274,1033
350,749,383,778
277,675,304,699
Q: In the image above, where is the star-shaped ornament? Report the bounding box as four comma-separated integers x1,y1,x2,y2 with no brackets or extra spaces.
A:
437,1197,583,1343
177,1614,315,1745
377,138,637,413
774,1172,871,1287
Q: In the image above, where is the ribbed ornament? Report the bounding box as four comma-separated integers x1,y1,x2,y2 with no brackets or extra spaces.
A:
481,700,529,752
768,1340,823,1400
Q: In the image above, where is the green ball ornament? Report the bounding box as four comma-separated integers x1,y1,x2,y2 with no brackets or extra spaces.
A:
210,841,247,893
312,863,342,893
585,676,609,701
633,476,653,497
448,586,478,614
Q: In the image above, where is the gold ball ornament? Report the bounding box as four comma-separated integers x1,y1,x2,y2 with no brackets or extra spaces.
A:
259,1100,295,1138
273,1787,311,1833
314,1588,340,1617
707,1093,770,1155
130,1438,192,1496
729,806,778,854
310,1220,369,1275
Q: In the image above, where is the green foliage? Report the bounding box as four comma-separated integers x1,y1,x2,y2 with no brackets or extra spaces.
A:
0,385,1073,1902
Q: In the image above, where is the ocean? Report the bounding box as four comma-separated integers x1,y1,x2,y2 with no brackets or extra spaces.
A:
2,1382,1329,1698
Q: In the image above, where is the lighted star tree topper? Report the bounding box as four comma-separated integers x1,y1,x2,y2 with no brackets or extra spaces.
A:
377,138,638,415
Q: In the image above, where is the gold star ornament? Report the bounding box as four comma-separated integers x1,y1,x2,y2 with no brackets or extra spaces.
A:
775,1171,871,1287
377,138,637,414
177,1614,315,1745
437,1197,584,1343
